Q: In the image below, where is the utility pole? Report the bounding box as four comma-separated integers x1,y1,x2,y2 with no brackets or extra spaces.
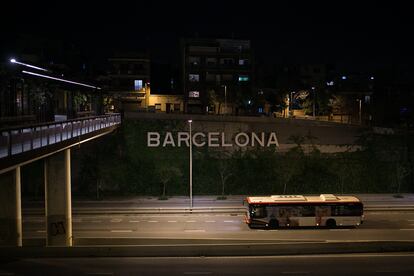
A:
188,120,193,209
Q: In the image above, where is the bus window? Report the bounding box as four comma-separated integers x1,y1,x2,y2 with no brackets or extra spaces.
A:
332,204,363,216
250,205,266,218
300,205,315,217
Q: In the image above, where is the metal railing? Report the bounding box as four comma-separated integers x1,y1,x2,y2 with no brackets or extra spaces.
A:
0,113,121,158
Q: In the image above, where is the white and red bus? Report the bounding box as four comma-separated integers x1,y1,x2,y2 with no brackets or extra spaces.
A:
245,194,364,229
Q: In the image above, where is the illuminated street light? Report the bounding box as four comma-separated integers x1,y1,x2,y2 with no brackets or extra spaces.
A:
221,85,227,115
10,58,49,72
290,91,295,117
21,70,101,90
188,119,193,210
312,87,316,118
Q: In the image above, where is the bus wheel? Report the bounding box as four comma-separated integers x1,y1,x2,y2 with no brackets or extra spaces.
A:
268,219,279,229
326,219,337,228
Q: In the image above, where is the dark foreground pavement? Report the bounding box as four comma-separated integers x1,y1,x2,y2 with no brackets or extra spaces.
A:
1,253,414,276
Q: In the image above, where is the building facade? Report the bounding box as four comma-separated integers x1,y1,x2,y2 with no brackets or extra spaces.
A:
101,53,151,112
180,38,253,115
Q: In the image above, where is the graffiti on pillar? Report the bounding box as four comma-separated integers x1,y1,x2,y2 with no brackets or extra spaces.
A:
50,221,66,236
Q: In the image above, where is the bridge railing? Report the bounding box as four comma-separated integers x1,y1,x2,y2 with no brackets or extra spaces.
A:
0,113,121,158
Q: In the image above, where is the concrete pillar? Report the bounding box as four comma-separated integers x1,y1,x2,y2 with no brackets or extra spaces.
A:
44,149,72,246
0,167,22,246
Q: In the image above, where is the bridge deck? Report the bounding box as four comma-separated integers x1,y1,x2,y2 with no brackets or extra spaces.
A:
0,114,121,172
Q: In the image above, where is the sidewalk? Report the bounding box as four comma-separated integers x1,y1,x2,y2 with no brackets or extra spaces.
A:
70,193,414,204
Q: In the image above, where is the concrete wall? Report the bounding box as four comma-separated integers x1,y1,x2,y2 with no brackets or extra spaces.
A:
125,112,364,153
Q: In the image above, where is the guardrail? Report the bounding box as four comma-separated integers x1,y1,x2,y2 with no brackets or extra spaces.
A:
0,113,121,158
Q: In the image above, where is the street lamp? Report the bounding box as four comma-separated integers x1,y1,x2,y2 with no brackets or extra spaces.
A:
221,85,227,115
188,119,193,209
312,87,316,118
9,58,49,72
290,91,295,117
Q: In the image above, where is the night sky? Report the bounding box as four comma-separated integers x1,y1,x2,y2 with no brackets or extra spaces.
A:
2,1,414,70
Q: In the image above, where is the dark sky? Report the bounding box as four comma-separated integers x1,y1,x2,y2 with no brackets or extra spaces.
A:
3,1,414,70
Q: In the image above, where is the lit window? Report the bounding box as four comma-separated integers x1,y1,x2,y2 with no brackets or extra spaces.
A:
239,59,248,65
238,75,249,82
189,74,200,82
155,104,161,110
189,91,200,98
134,80,143,91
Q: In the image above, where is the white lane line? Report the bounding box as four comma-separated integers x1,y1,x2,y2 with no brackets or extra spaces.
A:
223,220,236,223
205,220,216,223
186,220,197,223
184,230,205,233
148,221,158,223
36,230,46,233
168,221,177,223
129,220,140,223
110,219,122,223
110,230,133,233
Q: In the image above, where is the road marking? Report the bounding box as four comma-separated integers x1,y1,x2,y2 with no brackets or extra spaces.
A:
148,221,158,223
224,220,236,223
186,220,197,223
168,221,177,223
110,230,133,233
129,220,140,223
205,220,216,223
36,230,46,233
184,230,205,233
110,219,122,223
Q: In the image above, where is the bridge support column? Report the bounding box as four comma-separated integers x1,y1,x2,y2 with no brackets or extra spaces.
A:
44,149,72,246
0,167,22,246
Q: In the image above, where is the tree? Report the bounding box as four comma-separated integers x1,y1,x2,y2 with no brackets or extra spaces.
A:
217,158,233,198
157,166,182,198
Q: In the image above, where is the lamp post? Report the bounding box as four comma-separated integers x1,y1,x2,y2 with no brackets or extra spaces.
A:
357,98,362,125
290,91,295,117
188,119,193,209
221,85,227,115
312,87,316,118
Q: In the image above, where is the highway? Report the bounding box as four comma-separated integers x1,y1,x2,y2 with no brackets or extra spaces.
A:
22,211,414,244
1,253,414,275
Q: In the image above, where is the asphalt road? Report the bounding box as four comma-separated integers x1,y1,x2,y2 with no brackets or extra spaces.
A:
22,211,414,244
1,253,414,275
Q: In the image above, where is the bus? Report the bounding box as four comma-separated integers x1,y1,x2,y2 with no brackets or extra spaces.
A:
245,194,364,229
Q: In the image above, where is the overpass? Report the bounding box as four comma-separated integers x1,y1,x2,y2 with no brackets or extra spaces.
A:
0,113,121,247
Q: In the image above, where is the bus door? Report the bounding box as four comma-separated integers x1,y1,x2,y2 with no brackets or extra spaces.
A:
315,205,331,226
